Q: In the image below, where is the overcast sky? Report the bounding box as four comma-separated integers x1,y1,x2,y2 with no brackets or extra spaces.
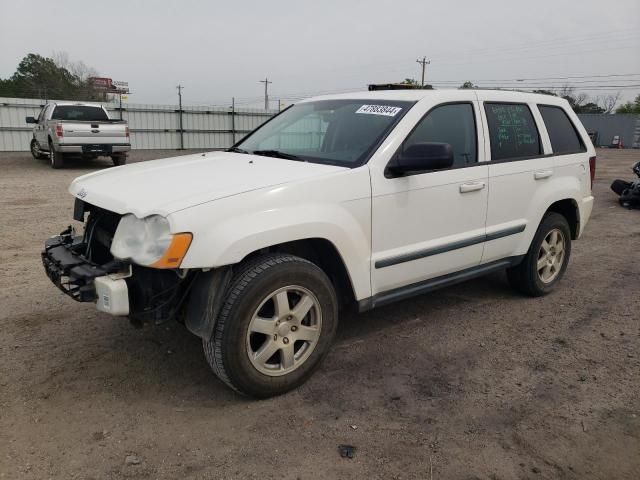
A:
1,0,639,107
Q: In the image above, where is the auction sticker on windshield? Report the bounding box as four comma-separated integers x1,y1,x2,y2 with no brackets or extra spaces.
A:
355,105,402,116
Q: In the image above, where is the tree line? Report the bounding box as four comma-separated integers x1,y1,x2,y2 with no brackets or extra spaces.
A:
0,53,106,101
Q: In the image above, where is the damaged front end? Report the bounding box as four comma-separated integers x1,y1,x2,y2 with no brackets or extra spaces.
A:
41,200,197,324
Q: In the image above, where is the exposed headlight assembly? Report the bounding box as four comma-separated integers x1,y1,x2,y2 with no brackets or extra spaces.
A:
110,214,192,269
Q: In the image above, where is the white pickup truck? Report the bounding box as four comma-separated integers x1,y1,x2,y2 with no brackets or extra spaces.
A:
26,102,130,168
42,89,595,397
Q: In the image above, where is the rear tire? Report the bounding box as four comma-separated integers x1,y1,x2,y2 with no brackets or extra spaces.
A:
30,139,45,159
507,212,572,296
111,154,127,166
49,140,64,169
202,254,338,398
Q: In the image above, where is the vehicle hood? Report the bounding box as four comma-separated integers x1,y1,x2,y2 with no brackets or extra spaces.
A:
69,151,346,217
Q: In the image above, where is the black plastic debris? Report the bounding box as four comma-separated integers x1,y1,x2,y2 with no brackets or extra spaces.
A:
338,444,356,459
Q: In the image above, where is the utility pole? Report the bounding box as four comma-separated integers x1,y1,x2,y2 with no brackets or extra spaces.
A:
259,77,272,110
416,57,430,87
176,84,184,150
231,96,236,145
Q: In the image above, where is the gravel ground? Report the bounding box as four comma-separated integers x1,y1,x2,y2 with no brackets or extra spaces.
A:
0,148,639,480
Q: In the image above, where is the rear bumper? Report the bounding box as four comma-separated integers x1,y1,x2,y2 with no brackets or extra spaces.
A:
578,195,594,238
56,143,131,154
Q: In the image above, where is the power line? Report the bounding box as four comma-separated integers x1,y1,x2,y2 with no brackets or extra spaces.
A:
428,73,640,84
430,84,640,89
324,28,639,78
430,30,640,63
428,43,639,68
333,32,639,82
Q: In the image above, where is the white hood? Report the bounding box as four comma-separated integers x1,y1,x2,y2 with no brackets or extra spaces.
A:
69,151,346,217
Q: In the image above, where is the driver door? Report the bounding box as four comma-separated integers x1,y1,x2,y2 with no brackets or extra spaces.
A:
370,101,488,295
35,106,48,146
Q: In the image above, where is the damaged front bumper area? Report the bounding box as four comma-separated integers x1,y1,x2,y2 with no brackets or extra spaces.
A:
42,226,131,315
42,202,197,324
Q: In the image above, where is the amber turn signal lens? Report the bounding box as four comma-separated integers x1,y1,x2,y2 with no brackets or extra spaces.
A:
151,233,192,269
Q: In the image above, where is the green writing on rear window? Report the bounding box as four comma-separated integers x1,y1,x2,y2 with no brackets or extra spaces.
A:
485,103,541,160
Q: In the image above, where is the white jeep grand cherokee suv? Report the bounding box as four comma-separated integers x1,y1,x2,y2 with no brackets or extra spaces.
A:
42,89,595,397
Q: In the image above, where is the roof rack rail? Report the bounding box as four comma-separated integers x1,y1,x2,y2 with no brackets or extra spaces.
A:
368,83,434,91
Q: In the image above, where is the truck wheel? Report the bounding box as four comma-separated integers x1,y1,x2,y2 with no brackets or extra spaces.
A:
30,139,45,159
111,154,127,166
202,254,338,398
49,140,64,169
507,212,572,296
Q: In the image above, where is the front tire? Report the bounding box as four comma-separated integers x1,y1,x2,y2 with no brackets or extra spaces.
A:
49,140,64,169
507,212,572,296
203,254,338,398
111,154,127,166
30,139,45,159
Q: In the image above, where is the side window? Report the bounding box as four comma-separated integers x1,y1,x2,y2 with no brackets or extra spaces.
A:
484,103,541,160
402,103,477,167
538,105,586,154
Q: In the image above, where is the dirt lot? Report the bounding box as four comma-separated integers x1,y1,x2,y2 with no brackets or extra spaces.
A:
0,149,638,480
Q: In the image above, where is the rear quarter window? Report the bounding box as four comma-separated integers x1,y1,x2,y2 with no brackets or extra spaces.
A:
538,105,586,155
484,103,541,161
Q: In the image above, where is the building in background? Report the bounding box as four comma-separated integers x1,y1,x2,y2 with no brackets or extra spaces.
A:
578,114,640,149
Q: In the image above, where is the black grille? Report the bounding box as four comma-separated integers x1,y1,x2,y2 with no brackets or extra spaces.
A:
82,206,122,265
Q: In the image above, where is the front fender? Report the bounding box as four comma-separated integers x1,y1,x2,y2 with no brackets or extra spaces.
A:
170,168,373,300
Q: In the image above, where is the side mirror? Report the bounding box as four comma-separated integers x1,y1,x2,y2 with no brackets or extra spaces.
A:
388,142,454,175
26,116,37,124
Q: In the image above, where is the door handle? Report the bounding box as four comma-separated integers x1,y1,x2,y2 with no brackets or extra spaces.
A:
534,170,553,180
459,182,486,193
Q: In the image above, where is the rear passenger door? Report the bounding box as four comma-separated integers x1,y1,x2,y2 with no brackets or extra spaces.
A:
479,98,552,264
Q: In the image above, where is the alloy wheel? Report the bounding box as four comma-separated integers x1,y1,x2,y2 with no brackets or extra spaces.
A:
537,228,565,284
246,285,322,376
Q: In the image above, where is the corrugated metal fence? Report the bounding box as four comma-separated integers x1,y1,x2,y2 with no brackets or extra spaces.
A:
0,97,278,151
4,97,638,152
577,113,640,149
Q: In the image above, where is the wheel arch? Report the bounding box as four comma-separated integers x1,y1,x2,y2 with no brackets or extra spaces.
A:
240,237,357,307
184,238,355,341
544,198,579,240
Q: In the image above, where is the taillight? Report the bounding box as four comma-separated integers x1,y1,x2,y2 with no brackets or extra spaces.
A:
588,156,596,190
55,123,63,138
125,126,130,138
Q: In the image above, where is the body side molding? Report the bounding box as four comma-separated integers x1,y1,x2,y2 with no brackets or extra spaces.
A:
375,224,526,269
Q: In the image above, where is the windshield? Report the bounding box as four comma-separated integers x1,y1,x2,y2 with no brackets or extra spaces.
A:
236,99,414,166
51,106,109,121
